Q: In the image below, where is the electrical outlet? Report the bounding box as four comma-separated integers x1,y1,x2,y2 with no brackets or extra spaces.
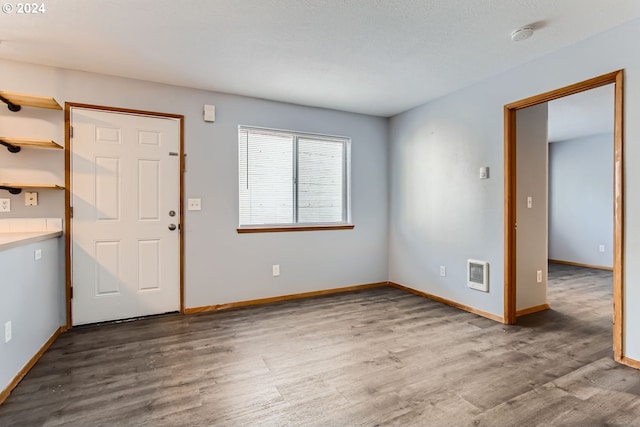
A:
34,249,42,261
439,265,446,277
536,270,543,283
0,198,10,212
272,264,280,277
187,198,201,211
5,321,11,343
25,191,38,206
599,245,605,253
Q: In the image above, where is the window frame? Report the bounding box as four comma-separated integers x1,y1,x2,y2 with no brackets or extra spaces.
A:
237,125,353,233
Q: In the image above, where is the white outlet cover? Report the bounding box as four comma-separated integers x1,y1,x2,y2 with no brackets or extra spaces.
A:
187,198,202,211
35,249,42,260
0,198,10,212
272,264,280,276
25,191,38,206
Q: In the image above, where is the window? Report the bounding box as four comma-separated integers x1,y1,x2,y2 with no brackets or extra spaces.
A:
238,126,351,230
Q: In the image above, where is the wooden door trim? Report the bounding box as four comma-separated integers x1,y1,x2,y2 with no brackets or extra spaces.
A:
503,70,624,363
64,103,185,329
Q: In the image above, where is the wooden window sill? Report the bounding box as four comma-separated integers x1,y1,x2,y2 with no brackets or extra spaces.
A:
237,224,354,233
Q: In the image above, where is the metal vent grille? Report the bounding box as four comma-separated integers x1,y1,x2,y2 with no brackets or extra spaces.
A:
467,259,489,292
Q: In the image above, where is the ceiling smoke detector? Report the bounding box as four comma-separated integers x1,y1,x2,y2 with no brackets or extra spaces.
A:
511,26,534,42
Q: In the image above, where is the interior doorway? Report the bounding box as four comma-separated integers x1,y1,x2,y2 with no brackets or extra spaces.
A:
503,70,624,363
548,85,615,273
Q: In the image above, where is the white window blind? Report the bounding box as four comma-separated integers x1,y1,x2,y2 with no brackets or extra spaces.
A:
238,126,350,227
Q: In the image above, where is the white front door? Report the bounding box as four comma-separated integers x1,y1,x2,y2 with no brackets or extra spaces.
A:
71,108,181,325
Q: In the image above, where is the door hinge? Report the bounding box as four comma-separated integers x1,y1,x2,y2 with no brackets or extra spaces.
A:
70,206,73,218
70,287,73,299
70,126,73,138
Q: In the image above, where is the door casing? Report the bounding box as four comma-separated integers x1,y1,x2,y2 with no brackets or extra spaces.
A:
503,70,624,363
64,103,185,328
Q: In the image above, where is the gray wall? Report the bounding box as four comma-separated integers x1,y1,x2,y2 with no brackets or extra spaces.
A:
0,58,389,310
389,18,640,361
3,18,640,366
549,134,614,268
0,237,64,392
516,104,548,311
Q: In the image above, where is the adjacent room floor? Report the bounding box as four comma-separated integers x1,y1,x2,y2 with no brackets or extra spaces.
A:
1,263,639,426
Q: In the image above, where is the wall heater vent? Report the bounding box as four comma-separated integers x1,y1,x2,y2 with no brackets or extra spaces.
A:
467,259,489,292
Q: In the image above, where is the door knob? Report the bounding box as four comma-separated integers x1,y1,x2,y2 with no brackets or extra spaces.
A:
168,224,177,231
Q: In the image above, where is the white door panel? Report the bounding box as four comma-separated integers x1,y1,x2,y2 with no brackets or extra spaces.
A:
71,108,180,325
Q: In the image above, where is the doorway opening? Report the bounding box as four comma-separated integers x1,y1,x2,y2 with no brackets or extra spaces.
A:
503,70,624,363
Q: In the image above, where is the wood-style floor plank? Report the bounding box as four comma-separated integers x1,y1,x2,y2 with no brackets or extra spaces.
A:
1,263,639,426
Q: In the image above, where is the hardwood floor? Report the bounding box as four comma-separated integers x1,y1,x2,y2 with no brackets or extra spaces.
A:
1,264,639,426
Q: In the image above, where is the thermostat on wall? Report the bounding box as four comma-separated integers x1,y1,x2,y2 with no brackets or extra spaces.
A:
204,104,215,122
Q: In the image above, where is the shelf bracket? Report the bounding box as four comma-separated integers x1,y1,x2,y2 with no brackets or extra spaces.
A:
0,95,21,112
0,138,21,153
0,185,22,195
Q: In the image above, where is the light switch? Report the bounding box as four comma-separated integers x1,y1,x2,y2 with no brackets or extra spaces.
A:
479,167,489,179
527,196,533,209
187,198,202,211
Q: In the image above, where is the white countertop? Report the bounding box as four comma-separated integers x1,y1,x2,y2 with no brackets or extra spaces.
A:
0,231,63,252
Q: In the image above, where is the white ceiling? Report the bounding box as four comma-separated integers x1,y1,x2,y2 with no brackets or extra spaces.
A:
1,0,639,117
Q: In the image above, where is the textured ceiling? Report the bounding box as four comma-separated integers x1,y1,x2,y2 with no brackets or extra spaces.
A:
1,0,639,117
